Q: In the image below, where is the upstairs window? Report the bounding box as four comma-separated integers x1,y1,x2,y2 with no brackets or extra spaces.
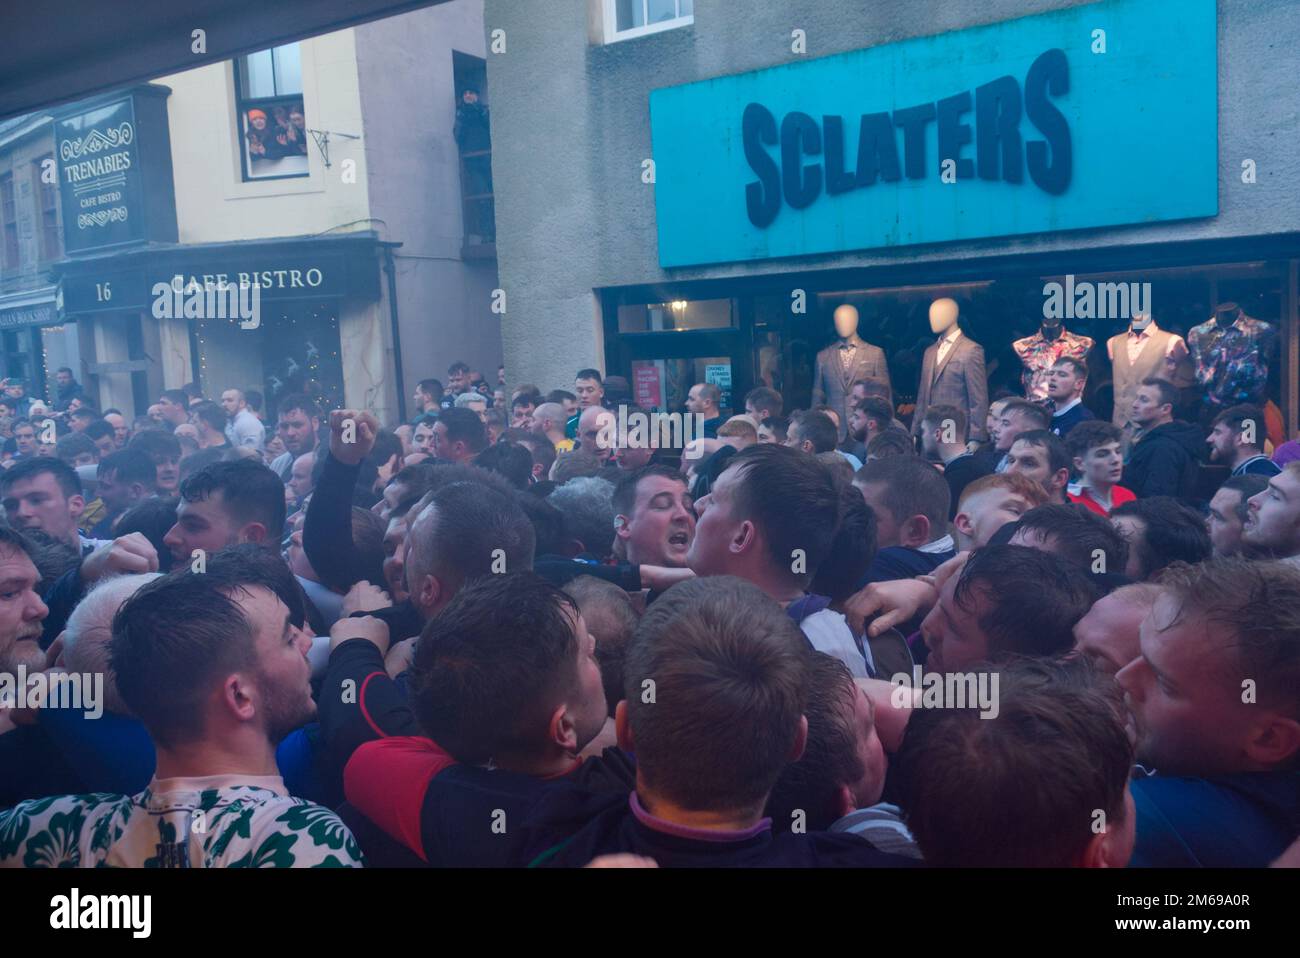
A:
0,173,18,271
34,155,61,262
604,0,693,43
453,52,494,256
234,44,309,180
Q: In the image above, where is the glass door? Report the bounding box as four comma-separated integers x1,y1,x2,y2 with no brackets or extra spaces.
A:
604,294,750,417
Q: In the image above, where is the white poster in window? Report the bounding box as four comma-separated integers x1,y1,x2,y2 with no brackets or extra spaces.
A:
705,363,732,409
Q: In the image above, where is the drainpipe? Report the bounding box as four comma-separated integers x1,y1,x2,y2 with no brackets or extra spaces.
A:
381,242,406,423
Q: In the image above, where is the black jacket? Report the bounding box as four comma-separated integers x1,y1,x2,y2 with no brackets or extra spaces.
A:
1122,420,1204,501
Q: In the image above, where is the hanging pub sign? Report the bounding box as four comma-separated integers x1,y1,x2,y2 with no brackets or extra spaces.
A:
649,0,1218,268
53,85,178,255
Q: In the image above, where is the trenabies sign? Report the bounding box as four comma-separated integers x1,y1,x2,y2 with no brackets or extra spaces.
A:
56,96,143,253
650,0,1217,268
54,86,178,255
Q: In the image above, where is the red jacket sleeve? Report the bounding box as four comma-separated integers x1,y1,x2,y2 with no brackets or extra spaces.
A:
343,736,458,862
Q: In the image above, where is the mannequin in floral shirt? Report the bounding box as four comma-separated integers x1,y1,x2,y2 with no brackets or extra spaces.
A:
1188,302,1276,411
1013,318,1094,401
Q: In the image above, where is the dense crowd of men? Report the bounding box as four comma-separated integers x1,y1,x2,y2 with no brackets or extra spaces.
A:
0,358,1297,869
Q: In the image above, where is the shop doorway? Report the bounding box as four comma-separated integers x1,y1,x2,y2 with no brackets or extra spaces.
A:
604,295,751,415
195,300,344,420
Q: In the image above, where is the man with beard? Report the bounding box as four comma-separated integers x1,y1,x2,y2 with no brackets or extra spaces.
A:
0,527,48,679
848,397,894,455
0,553,362,867
1242,463,1300,568
163,459,287,568
0,527,78,806
532,402,574,453
269,394,322,482
611,465,694,567
221,388,266,452
1206,404,1280,478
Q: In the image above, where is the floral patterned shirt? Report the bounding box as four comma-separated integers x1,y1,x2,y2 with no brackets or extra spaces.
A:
1187,313,1276,407
1012,329,1094,400
0,774,363,868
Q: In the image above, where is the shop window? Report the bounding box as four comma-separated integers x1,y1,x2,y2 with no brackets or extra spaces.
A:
33,154,61,262
1,329,35,382
0,173,18,271
618,297,735,333
195,301,344,419
645,355,729,414
234,44,309,181
604,0,693,43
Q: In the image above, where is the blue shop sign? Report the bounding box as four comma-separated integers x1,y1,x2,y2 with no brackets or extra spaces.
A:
650,0,1217,268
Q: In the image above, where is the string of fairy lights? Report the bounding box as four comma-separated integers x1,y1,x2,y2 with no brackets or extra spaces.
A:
194,303,343,411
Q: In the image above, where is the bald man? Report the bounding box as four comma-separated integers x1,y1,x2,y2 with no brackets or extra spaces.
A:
532,402,574,453
220,389,265,451
1072,582,1162,676
578,405,617,462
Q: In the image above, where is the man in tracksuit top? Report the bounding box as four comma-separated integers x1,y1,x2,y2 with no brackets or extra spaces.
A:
333,573,628,866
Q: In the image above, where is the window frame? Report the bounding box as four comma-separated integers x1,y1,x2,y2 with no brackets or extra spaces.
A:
34,154,61,262
0,171,19,270
602,0,694,43
232,44,310,183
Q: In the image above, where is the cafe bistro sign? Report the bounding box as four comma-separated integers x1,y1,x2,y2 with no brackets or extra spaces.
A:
649,0,1217,268
61,254,356,314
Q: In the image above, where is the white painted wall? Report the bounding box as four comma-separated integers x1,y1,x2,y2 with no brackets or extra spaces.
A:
159,31,372,244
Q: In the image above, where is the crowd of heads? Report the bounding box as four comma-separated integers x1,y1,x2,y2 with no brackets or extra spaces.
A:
1,358,1298,872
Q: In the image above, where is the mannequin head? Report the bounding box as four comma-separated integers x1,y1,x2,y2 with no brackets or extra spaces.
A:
929,298,959,336
1215,302,1241,326
833,304,860,340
